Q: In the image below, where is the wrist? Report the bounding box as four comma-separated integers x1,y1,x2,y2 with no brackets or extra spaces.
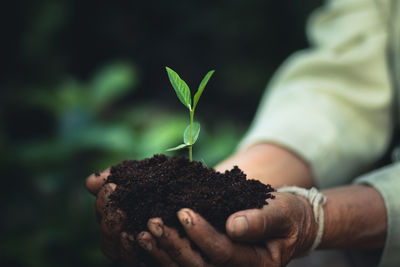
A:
320,185,386,249
216,143,315,188
294,195,319,256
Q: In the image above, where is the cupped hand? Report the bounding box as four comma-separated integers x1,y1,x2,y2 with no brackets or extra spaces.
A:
85,169,139,266
138,192,317,267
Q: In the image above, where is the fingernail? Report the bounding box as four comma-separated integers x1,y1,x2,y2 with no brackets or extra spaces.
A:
148,222,163,238
177,209,192,228
230,216,248,237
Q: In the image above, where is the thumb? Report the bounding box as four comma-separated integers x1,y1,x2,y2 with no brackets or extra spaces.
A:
226,199,290,242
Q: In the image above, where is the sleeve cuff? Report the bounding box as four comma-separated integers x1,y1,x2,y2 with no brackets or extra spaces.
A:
355,162,400,267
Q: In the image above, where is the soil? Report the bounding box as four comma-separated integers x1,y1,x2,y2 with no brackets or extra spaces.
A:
106,154,275,264
107,154,275,234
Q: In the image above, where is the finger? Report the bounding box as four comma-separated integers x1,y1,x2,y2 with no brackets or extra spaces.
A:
95,183,116,220
120,232,139,266
226,194,291,242
265,239,291,267
85,168,111,195
102,207,126,236
177,208,264,266
100,208,126,261
101,232,120,260
147,218,206,267
137,231,179,267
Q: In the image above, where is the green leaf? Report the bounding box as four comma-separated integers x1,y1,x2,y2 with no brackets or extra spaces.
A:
193,70,214,110
166,67,192,109
183,122,200,145
90,62,137,111
166,143,190,151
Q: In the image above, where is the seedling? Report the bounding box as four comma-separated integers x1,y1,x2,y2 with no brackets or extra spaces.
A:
165,67,215,161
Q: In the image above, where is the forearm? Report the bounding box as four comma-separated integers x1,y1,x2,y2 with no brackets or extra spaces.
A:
215,143,315,188
320,184,387,250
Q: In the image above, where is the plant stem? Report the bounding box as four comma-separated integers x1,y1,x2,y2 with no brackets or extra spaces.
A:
189,109,194,162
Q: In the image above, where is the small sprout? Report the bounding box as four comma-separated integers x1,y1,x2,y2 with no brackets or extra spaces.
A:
165,67,215,161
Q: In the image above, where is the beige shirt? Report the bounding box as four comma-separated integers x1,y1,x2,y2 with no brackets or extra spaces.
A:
239,0,400,266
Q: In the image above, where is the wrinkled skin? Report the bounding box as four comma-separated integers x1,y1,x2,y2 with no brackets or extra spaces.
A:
85,169,317,267
86,169,139,266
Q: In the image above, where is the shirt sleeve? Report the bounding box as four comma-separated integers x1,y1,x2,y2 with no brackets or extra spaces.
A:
238,0,393,188
355,162,400,267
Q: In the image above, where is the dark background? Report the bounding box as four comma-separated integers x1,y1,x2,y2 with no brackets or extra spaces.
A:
1,1,322,266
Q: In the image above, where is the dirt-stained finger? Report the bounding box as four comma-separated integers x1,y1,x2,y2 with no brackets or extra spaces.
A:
95,183,116,220
102,207,126,237
100,208,126,261
178,208,267,267
85,167,111,195
101,231,121,261
226,193,294,243
137,231,179,267
147,218,206,267
120,232,139,266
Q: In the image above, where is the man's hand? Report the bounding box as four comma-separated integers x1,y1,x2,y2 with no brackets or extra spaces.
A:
85,169,139,266
137,192,318,267
84,143,317,266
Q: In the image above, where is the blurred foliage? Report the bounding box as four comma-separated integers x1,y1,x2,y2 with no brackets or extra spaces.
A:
1,0,322,266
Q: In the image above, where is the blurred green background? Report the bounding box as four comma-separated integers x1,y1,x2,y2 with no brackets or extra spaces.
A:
1,0,322,266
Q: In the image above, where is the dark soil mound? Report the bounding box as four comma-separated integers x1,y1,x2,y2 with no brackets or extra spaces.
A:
107,154,275,237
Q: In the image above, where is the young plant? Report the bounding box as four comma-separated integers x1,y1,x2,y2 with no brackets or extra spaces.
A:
165,67,215,161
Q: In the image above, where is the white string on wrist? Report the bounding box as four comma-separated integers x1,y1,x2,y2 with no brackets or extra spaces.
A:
277,186,327,254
